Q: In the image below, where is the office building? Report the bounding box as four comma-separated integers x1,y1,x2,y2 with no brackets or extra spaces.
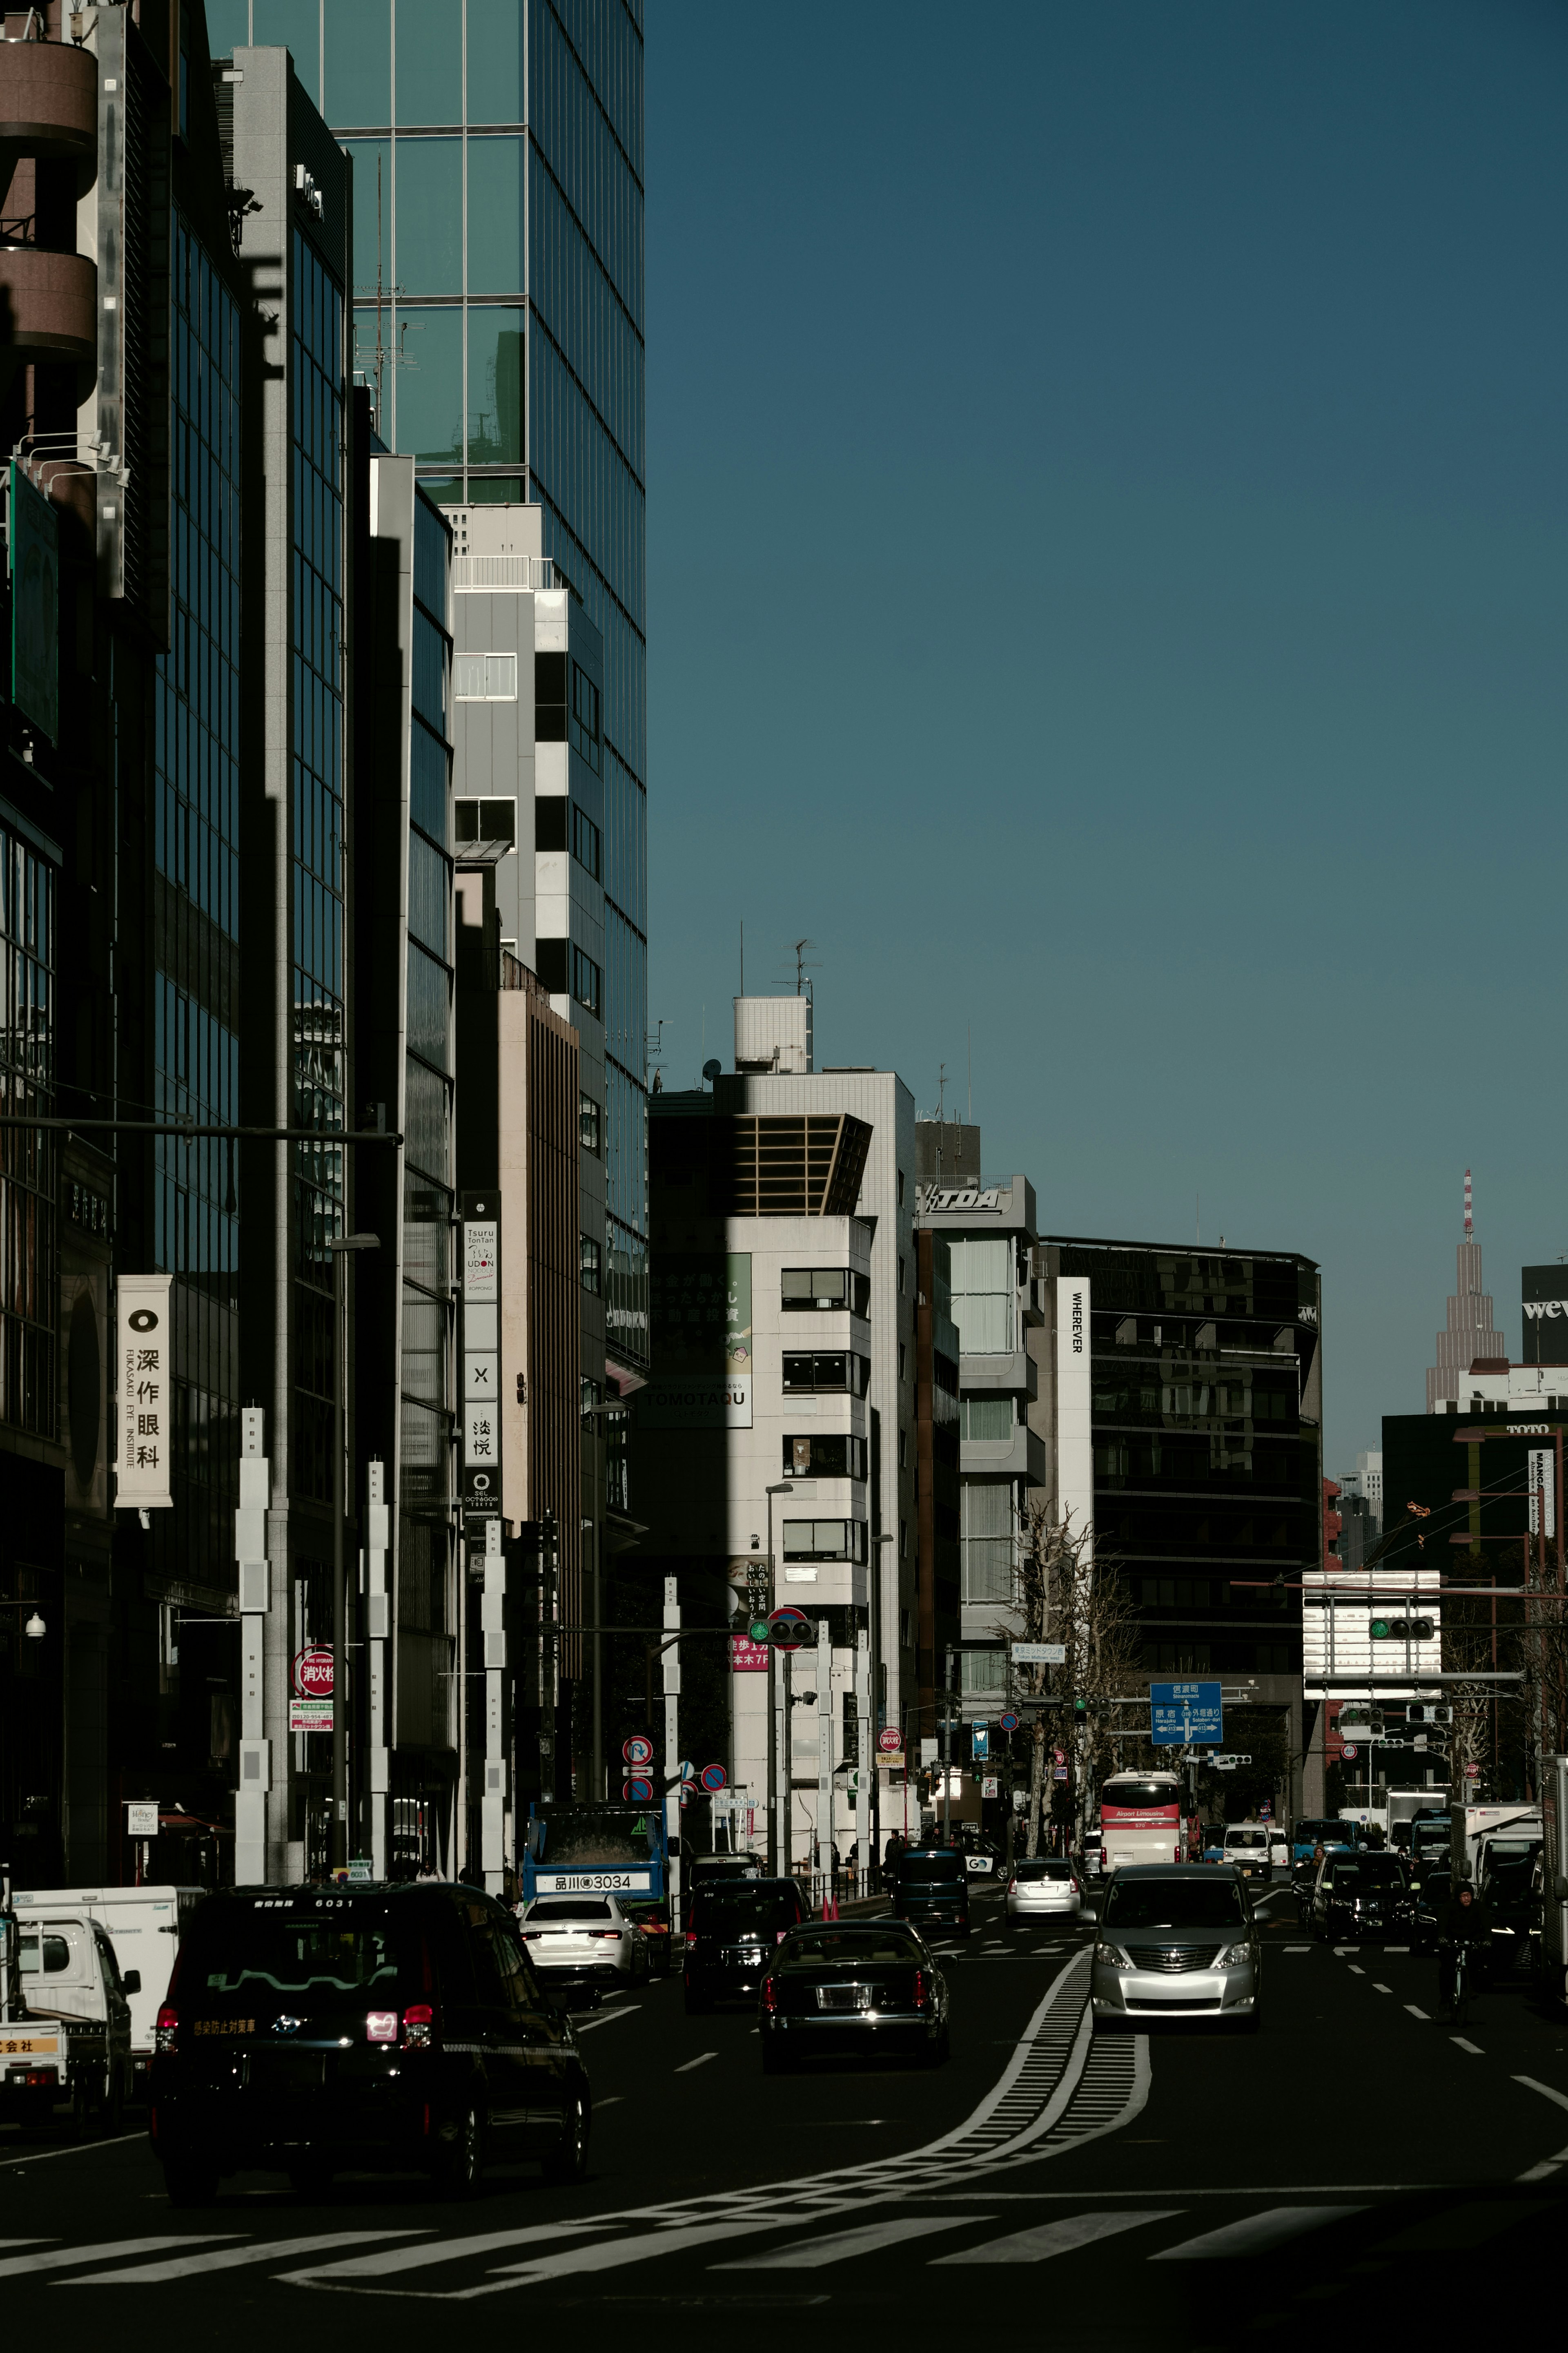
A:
1426,1176,1505,1411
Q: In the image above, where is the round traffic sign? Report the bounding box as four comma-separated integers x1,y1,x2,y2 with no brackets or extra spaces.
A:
699,1762,727,1793
623,1735,654,1767
766,1605,813,1655
622,1776,654,1802
1340,1742,1359,1760
293,1647,333,1699
999,1711,1019,1732
877,1729,902,1755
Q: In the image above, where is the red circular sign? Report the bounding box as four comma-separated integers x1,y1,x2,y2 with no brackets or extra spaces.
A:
766,1605,813,1655
877,1729,902,1754
293,1646,334,1699
623,1735,654,1766
1340,1742,1359,1761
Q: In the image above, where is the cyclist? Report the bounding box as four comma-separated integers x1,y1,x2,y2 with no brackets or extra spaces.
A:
1437,1878,1493,2012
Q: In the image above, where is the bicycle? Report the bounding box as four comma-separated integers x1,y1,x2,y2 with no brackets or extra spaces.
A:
1440,1938,1474,2028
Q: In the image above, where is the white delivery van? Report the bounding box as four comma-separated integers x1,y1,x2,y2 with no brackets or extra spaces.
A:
12,1885,202,2100
1222,1824,1273,1882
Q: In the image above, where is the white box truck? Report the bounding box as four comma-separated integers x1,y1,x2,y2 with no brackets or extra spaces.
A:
11,1885,203,2101
1542,1758,1568,2007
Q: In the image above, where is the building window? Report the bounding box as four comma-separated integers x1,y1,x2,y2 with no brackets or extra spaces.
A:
535,650,566,739
949,1237,1015,1355
960,1396,1014,1441
580,1236,602,1295
781,1268,869,1315
579,1093,601,1155
455,797,516,846
898,1430,908,1468
570,660,601,773
534,797,567,851
572,948,602,1018
784,1434,866,1480
453,651,517,700
898,1341,907,1382
572,804,602,880
899,1518,908,1557
897,1169,905,1208
782,1519,868,1564
961,1483,1015,1604
782,1352,870,1396
961,1649,1007,1699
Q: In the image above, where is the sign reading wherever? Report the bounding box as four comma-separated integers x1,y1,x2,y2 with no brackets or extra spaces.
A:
114,1274,173,1510
1150,1679,1223,1747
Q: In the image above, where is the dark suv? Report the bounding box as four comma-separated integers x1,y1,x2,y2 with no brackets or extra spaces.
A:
684,1878,808,2011
149,1884,590,2206
888,1847,971,1938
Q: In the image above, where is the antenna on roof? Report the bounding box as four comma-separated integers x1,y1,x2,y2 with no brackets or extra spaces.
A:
1463,1168,1473,1238
785,937,820,1003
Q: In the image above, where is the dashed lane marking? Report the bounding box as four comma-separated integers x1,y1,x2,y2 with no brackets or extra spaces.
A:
1512,2074,1568,2114
68,2232,425,2285
1372,1983,1393,1994
715,2213,978,2268
1405,2005,1430,2021
1451,2038,1484,2056
1348,1965,1366,1976
0,2238,241,2282
675,2052,717,2073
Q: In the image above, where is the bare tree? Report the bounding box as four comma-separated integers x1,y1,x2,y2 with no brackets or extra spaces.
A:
1006,1501,1145,1856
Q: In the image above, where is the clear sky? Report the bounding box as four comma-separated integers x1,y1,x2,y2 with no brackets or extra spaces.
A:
643,2,1568,1472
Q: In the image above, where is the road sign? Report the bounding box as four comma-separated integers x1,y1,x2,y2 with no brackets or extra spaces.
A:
1053,1747,1065,1764
1150,1679,1223,1746
981,1776,1000,1798
699,1762,727,1793
767,1605,813,1654
678,1760,695,1782
971,1726,990,1760
623,1734,654,1766
1053,1766,1068,1781
877,1728,902,1754
920,1736,939,1765
622,1776,654,1802
1465,1762,1481,1778
999,1711,1019,1733
1011,1642,1067,1665
293,1646,333,1698
1340,1743,1359,1761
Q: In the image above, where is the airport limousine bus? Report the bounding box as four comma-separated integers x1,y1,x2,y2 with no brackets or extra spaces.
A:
1099,1771,1185,1871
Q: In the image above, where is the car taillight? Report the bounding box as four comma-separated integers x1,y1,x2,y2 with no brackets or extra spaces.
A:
402,2003,437,2050
1174,1846,1183,1865
762,1977,778,2013
1069,1877,1079,1892
590,1930,619,1940
520,1930,540,1940
911,1969,927,2009
1100,1847,1107,1868
154,2004,178,2052
685,1929,698,1945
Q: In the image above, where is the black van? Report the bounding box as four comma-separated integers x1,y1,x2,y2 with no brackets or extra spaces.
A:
888,1847,971,1938
149,1884,590,2206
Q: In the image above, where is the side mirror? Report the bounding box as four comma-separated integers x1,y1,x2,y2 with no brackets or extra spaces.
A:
121,1970,141,1996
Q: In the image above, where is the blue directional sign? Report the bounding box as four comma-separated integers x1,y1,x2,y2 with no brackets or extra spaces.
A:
1150,1680,1223,1747
971,1726,990,1761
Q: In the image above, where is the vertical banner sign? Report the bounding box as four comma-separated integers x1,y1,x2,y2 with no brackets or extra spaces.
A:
461,1193,501,1519
1055,1275,1094,1556
1528,1449,1555,1540
114,1274,174,1510
9,462,59,743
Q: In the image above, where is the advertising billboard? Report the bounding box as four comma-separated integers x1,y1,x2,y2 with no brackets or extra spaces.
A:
114,1274,173,1511
639,1251,753,1427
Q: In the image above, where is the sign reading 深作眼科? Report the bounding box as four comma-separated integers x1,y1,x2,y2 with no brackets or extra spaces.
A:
115,1274,173,1511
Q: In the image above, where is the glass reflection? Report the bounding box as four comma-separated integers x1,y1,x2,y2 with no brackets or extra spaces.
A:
395,0,461,125
324,0,391,123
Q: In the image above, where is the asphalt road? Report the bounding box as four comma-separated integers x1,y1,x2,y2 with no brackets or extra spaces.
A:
5,1880,1568,2349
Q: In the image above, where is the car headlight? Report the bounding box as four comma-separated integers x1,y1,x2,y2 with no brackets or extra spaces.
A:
1214,1942,1254,1968
1094,1942,1135,1970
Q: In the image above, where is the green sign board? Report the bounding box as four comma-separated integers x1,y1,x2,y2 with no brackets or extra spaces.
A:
9,462,58,743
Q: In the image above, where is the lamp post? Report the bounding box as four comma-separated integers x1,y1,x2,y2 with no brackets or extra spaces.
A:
327,1231,380,1872
0,1603,46,1639
765,1481,794,1875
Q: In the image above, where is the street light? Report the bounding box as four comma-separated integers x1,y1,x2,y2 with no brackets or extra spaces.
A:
1,1602,46,1638
327,1231,380,1871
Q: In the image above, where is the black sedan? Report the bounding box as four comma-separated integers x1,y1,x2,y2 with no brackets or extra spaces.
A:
758,1922,950,2073
1310,1854,1412,1941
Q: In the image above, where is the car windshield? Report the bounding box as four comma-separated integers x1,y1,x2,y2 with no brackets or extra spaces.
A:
526,1899,613,1922
1102,1782,1180,1809
1015,1861,1073,1882
1102,1880,1246,1931
777,1930,920,1969
898,1852,964,1880
1326,1858,1404,1886
1295,1821,1352,1847
1225,1831,1267,1849
692,1891,801,1932
187,1910,401,2010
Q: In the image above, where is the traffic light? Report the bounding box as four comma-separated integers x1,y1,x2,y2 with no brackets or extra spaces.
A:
1072,1695,1087,1725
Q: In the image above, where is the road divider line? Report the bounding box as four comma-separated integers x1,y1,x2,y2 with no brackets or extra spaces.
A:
0,2133,145,2171
935,2207,1178,2265
1372,1983,1393,1994
717,2213,977,2269
279,2224,606,2286
1405,2005,1430,2020
1450,2038,1484,2056
1512,2074,1568,2114
675,2052,717,2073
0,2237,242,2282
1515,2151,1568,2183
575,2006,642,2034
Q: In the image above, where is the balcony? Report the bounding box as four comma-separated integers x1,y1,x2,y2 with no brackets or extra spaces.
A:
0,243,96,375
0,36,97,174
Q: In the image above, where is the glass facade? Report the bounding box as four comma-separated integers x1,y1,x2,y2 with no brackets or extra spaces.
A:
0,819,54,1435
290,227,347,1507
1056,1244,1320,1677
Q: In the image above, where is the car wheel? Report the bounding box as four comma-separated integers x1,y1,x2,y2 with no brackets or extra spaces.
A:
762,2038,792,2076
433,2102,483,2200
543,2087,590,2186
163,2153,218,2209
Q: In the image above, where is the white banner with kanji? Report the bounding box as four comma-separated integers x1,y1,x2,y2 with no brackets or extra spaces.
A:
115,1272,173,1510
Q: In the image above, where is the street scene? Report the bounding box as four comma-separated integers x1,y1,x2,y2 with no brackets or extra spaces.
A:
3,0,1568,2341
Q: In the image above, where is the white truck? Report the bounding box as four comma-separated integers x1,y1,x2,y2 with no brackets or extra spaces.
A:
1542,1758,1568,2006
11,1883,202,2102
0,1897,137,2130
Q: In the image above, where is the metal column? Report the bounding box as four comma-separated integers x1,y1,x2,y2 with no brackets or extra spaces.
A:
482,1518,507,1895
235,1408,270,1885
662,1575,682,1930
855,1629,871,1881
365,1459,390,1876
816,1617,833,1879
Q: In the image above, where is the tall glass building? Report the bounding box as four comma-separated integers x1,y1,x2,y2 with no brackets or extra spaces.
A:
210,0,649,1376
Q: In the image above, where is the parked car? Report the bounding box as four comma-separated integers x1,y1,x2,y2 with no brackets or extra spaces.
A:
519,1893,649,1999
12,1882,200,2105
759,1922,950,2072
1482,1850,1543,1964
887,1846,971,1938
1309,1853,1412,1942
684,1878,808,2012
1004,1858,1082,1924
149,1883,590,2205
1090,1865,1261,2034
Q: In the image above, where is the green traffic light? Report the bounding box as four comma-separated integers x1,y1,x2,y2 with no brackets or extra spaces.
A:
748,1619,770,1643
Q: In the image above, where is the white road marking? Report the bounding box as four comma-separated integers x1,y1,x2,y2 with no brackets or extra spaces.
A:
719,2213,978,2269
0,2241,52,2252
0,2133,145,2171
468,2219,774,2293
1513,2074,1568,2114
1151,2205,1366,2260
0,2238,241,2282
935,2209,1179,2264
1451,2039,1484,2056
597,2095,625,2108
675,2052,717,2073
1384,1945,1410,1952
279,2225,605,2285
68,2231,423,2284
1283,1945,1311,1953
1372,1983,1393,1994
1405,2005,1431,2020
575,2006,642,2034
1348,1965,1366,1976
1515,2150,1568,2183
1333,1947,1355,1957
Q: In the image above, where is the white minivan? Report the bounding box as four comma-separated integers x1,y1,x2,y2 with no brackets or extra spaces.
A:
1221,1824,1272,1882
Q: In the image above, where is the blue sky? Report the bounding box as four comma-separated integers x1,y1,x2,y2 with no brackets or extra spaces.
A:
644,2,1568,1470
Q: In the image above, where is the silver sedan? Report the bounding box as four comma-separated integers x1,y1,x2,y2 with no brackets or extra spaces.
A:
518,1894,649,1997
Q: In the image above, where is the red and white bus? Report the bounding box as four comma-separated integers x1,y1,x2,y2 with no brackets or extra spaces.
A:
1099,1771,1184,1871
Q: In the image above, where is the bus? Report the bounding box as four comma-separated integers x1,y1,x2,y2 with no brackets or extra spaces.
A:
522,1801,674,1971
1099,1771,1184,1871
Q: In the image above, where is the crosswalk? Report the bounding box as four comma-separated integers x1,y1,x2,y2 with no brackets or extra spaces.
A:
2,2199,1499,2292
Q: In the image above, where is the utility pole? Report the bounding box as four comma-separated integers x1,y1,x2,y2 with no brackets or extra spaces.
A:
816,1615,832,1884
663,1575,682,1930
481,1517,507,1895
942,1644,955,1845
365,1459,390,1877
855,1628,871,1885
328,1231,379,1872
539,1510,559,1804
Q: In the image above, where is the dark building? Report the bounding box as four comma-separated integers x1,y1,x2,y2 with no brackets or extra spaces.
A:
912,1227,961,1745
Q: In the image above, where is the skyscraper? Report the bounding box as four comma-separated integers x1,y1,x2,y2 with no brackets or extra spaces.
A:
1426,1173,1506,1411
208,0,648,1385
